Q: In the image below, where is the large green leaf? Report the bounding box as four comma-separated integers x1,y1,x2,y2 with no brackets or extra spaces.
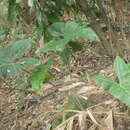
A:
63,22,82,40
93,76,118,91
0,39,32,63
0,58,39,78
30,57,54,93
114,56,130,83
79,28,100,42
48,22,65,37
17,58,39,68
93,75,130,106
48,21,100,41
39,39,69,53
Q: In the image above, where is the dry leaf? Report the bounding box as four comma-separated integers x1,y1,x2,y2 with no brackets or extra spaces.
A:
87,109,102,127
39,36,44,48
88,124,98,130
103,110,114,130
78,112,87,130
55,114,78,130
77,85,98,95
66,118,74,130
59,82,85,92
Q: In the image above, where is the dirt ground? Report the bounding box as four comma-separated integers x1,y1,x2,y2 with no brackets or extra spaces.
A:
1,41,130,130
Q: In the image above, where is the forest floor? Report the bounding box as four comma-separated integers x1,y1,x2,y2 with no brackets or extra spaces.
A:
1,41,130,130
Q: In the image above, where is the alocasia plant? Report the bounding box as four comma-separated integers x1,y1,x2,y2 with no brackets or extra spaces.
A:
38,21,100,65
93,56,130,107
0,39,39,78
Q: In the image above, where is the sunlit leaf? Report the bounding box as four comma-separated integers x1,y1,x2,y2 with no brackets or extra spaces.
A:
114,56,130,83
48,21,100,41
93,75,130,106
48,22,65,37
16,0,22,3
94,56,130,107
28,0,34,7
79,28,100,42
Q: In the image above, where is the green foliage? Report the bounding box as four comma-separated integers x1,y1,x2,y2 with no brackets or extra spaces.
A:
30,56,54,93
0,29,6,41
69,41,83,52
16,0,22,4
8,0,21,22
0,39,39,78
93,56,130,107
28,0,35,7
39,21,100,65
48,21,100,41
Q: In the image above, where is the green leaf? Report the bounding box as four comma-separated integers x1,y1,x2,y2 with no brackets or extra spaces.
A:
8,0,16,22
30,57,54,93
59,46,71,65
48,22,65,37
48,21,100,42
0,39,32,63
114,56,130,83
0,64,21,78
63,22,82,40
39,39,69,53
28,0,34,7
0,35,5,41
17,58,39,68
16,0,22,3
79,28,100,42
93,75,130,106
0,58,39,78
0,29,6,41
93,76,118,91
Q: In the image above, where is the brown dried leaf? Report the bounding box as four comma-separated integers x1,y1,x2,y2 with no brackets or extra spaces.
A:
103,110,114,130
77,85,98,95
66,117,74,130
78,112,87,130
59,82,85,92
87,109,102,127
88,124,98,130
39,36,44,48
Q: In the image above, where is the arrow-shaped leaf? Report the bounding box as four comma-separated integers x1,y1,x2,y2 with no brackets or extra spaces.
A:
93,75,130,107
0,58,39,78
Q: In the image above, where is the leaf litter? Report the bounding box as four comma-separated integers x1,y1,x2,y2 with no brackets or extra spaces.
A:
1,41,130,130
